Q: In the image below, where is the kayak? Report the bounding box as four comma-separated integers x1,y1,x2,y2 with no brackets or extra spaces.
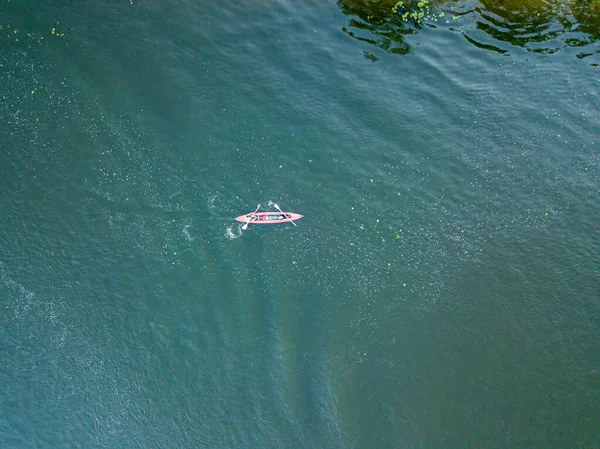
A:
234,211,303,225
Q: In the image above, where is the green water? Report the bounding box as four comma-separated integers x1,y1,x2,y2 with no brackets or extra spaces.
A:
1,1,599,448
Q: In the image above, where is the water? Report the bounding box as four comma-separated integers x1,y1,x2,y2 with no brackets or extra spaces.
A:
1,1,599,448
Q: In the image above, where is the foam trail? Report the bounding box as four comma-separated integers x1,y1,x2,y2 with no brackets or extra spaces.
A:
225,223,243,240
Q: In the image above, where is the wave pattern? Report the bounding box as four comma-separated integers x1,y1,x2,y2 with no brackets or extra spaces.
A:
339,0,600,63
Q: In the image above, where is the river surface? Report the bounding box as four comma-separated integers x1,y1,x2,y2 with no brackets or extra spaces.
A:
1,1,599,448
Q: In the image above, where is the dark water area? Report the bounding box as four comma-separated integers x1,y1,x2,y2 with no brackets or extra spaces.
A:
340,0,600,63
1,1,599,448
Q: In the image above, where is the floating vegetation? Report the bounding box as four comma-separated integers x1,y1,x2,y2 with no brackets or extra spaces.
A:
0,21,69,50
391,0,451,25
338,0,600,63
339,0,464,55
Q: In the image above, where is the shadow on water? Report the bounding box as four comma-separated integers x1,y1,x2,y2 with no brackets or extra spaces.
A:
338,0,600,64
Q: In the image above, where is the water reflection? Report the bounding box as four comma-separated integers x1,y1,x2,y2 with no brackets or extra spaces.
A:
339,0,417,57
338,0,600,63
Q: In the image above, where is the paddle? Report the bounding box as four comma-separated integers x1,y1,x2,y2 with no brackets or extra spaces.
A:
272,203,297,226
242,204,260,230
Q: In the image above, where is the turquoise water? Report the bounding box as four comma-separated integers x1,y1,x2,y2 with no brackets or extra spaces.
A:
1,1,599,448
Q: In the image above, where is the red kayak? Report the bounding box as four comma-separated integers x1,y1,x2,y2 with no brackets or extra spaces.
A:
234,211,303,225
